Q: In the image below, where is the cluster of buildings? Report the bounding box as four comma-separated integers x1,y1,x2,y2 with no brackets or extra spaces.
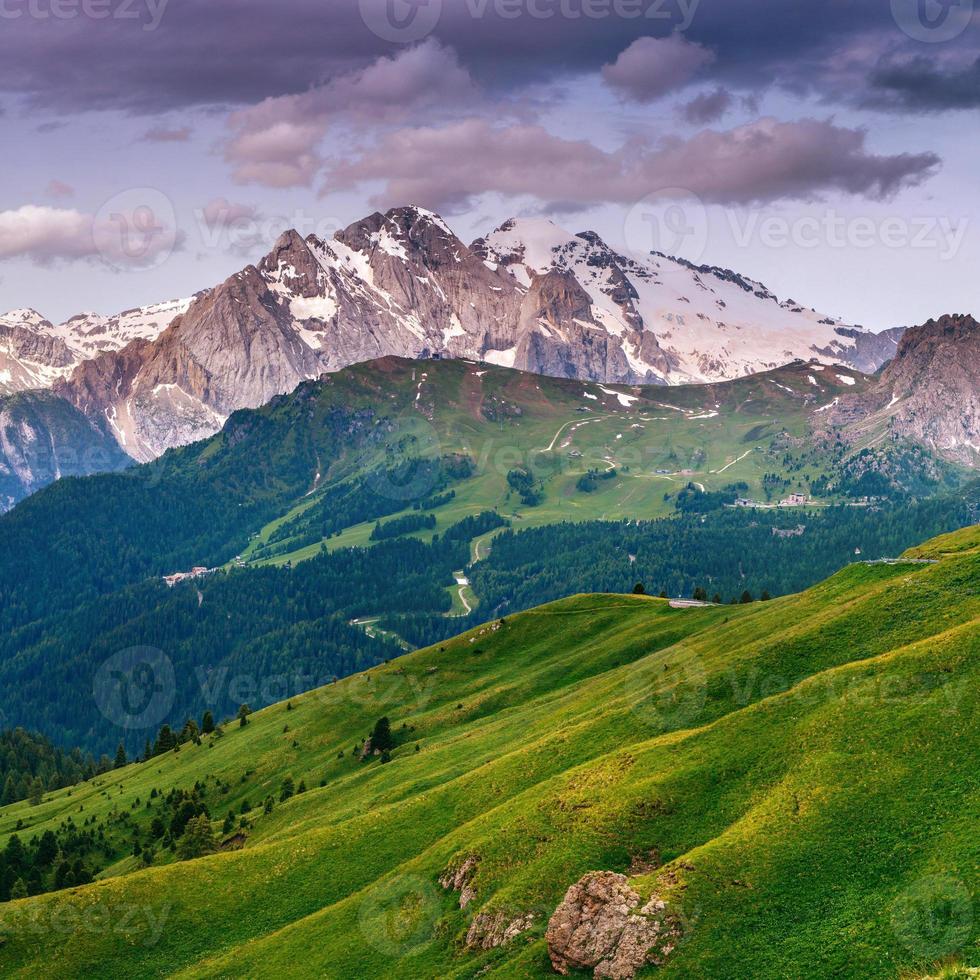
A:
163,566,212,588
733,492,811,509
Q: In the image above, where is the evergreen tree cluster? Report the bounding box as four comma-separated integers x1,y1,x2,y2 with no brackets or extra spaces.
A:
0,512,506,756
0,729,97,806
382,491,977,647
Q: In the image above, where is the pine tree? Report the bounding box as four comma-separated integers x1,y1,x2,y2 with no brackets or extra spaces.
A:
28,777,43,806
201,711,215,734
153,725,176,755
1,773,18,805
176,814,217,860
370,717,394,752
237,705,252,728
10,878,27,900
114,742,127,769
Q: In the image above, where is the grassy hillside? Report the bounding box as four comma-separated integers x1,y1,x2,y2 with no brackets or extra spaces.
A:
238,356,876,567
0,525,976,978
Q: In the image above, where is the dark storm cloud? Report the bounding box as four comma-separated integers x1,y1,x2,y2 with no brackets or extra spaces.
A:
0,0,940,114
867,55,980,111
326,116,941,213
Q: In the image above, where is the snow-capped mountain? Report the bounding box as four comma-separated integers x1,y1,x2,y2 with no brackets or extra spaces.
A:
20,205,900,461
471,217,902,382
0,298,193,396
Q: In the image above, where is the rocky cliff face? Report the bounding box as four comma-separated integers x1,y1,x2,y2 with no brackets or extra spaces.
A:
818,314,979,467
0,299,192,397
43,206,901,461
0,391,131,511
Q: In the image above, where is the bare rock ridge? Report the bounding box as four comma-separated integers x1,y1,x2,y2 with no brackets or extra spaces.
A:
821,313,979,467
0,298,194,397
3,205,908,460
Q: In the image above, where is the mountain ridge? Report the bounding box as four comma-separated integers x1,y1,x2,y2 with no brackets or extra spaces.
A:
3,205,905,461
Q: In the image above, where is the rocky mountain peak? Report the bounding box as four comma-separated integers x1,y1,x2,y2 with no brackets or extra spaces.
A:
823,312,979,468
5,204,910,465
0,308,53,331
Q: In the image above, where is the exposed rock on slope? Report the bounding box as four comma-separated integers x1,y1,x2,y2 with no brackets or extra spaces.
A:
0,391,131,511
546,871,682,979
818,313,979,467
465,910,535,950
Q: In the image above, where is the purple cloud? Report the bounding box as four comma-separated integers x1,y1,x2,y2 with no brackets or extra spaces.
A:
224,39,479,187
866,54,980,112
45,179,75,199
681,88,733,124
141,126,192,142
603,35,715,102
0,204,180,267
327,116,940,212
199,197,261,231
0,1,941,117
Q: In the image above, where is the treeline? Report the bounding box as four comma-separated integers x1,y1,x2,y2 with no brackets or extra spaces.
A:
263,454,473,558
370,512,437,541
383,490,978,647
0,729,98,805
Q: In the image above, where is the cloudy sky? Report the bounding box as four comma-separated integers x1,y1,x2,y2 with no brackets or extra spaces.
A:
0,0,977,328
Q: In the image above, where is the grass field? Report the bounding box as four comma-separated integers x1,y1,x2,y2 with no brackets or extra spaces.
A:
0,525,976,978
239,357,866,567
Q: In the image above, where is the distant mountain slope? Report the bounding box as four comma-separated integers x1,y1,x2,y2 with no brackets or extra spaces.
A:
473,217,903,381
0,525,976,978
0,355,882,620
14,205,897,460
0,298,192,396
0,390,130,510
817,313,980,467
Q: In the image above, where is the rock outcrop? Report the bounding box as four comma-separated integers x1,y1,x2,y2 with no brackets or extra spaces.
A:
821,313,979,468
465,910,535,950
440,855,479,909
545,871,682,979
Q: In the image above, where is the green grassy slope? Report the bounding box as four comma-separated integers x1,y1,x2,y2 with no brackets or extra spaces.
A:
0,525,976,978
237,356,873,566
